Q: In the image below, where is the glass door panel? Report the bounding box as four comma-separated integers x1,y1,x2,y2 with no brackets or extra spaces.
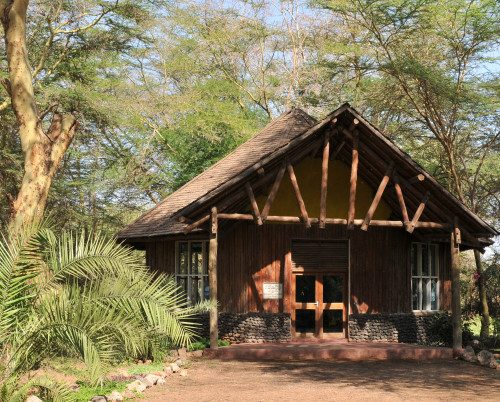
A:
323,310,343,333
296,275,315,303
293,272,346,338
323,275,343,303
295,310,316,333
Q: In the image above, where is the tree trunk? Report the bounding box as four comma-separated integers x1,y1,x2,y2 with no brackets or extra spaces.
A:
1,0,78,231
474,249,490,338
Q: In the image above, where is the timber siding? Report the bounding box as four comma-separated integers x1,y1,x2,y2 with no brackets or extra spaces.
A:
144,223,451,315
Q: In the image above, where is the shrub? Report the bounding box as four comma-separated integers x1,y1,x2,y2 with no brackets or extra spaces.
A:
429,313,474,347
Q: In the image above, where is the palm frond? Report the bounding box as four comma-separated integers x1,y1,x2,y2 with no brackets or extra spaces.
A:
10,375,75,402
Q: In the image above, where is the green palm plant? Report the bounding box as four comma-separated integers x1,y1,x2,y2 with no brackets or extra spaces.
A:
0,222,206,400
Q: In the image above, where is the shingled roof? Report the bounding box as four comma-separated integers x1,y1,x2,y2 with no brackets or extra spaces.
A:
118,108,317,239
118,104,497,247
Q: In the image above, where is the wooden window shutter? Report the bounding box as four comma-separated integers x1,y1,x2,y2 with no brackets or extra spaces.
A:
291,240,348,272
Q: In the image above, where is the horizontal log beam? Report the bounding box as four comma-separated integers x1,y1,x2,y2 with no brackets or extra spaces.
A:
216,213,450,230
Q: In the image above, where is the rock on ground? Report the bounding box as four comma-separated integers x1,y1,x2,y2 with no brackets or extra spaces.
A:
477,350,494,366
165,363,180,373
462,346,477,363
106,390,123,402
144,374,161,385
121,390,135,399
26,396,43,402
126,380,147,393
90,396,108,402
139,376,153,388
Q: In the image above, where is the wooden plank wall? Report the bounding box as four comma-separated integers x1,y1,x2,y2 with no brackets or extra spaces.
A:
144,224,452,315
218,222,416,314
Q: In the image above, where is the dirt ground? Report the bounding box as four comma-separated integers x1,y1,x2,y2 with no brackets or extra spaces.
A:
142,358,500,401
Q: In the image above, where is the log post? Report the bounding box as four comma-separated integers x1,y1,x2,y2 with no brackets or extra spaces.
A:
347,134,359,230
451,216,462,356
209,206,218,349
320,132,330,228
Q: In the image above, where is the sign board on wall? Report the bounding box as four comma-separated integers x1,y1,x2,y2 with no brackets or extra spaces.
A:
263,282,283,299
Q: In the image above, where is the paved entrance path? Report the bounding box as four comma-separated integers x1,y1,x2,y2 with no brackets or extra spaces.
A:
142,358,500,401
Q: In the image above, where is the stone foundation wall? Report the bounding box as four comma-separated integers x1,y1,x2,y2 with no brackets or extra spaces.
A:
348,313,443,343
195,312,291,343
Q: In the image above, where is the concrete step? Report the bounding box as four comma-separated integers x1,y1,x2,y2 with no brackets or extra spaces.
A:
203,342,453,361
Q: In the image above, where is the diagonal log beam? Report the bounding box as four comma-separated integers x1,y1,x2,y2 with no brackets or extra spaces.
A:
287,163,311,228
245,182,262,225
347,133,359,230
393,174,410,229
408,191,430,233
184,213,210,234
339,124,447,226
320,132,330,228
361,161,394,231
261,163,286,222
331,140,345,160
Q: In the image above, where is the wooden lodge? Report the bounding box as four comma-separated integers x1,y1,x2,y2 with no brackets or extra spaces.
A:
118,104,497,352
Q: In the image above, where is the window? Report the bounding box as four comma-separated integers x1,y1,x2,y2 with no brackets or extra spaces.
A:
176,241,209,304
411,243,439,311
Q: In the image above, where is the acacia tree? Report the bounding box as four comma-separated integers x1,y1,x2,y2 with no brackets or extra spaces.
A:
0,0,79,231
0,0,158,233
318,0,500,335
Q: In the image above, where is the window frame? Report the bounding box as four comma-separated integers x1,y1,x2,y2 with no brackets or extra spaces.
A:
411,242,439,312
175,240,209,305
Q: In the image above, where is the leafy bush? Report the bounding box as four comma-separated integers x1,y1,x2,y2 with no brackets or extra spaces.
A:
430,313,474,347
188,338,230,351
0,222,211,399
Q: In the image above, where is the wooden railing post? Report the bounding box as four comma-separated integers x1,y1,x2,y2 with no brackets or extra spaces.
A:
209,206,218,349
451,216,462,356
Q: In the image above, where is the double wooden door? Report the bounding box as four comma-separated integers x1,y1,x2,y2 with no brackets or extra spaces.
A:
292,272,347,338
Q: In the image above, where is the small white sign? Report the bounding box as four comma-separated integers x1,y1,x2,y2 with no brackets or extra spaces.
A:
263,282,283,299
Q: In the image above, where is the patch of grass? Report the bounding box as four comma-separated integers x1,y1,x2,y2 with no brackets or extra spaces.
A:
127,362,164,375
74,381,128,402
41,357,88,379
188,338,230,351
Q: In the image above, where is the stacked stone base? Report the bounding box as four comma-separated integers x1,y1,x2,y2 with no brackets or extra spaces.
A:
195,312,444,344
195,312,291,343
348,312,443,343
